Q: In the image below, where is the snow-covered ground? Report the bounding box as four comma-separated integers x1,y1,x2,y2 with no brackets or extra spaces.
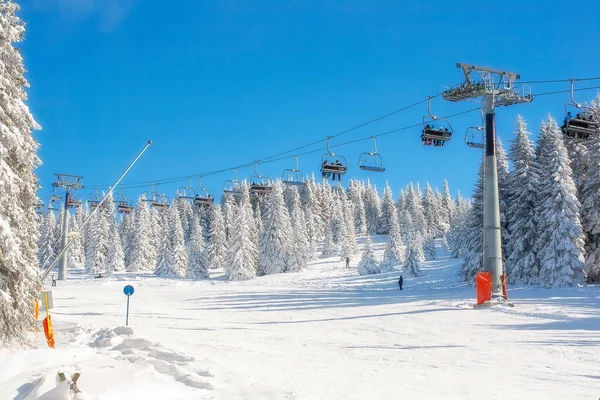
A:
2,237,599,399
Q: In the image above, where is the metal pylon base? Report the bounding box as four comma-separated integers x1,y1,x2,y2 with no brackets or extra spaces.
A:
473,298,514,309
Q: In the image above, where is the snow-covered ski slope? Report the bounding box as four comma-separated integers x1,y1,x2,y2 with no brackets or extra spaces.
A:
2,237,598,399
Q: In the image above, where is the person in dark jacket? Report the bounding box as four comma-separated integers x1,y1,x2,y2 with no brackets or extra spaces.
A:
398,275,403,290
345,257,350,268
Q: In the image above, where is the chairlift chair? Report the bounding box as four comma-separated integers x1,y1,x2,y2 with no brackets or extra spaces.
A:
66,194,82,209
113,187,134,214
320,137,348,178
358,137,385,172
142,185,169,210
194,176,215,207
561,79,599,140
250,162,273,196
282,156,305,186
35,199,45,214
176,178,196,201
87,188,101,210
464,109,485,149
421,96,453,147
222,169,242,197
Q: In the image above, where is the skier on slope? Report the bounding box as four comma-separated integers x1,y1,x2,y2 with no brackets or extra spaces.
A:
398,275,403,290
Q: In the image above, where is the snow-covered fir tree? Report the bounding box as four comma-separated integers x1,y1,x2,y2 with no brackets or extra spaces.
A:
447,192,470,259
0,0,41,342
224,196,258,281
339,193,358,261
155,205,187,278
348,181,367,237
186,216,209,279
103,192,125,273
67,213,85,269
405,183,427,238
580,97,600,282
85,203,109,275
119,214,134,268
534,117,586,287
379,183,395,235
403,240,423,278
127,199,156,272
321,195,344,256
402,210,424,271
206,205,227,270
363,182,381,235
258,182,292,276
382,204,405,271
357,236,381,275
38,211,58,267
423,235,436,261
286,186,311,272
505,116,540,284
439,180,453,235
459,161,484,282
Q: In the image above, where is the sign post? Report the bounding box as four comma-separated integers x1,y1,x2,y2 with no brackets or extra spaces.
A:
123,285,134,326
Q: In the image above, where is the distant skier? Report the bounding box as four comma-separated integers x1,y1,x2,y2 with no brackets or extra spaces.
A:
398,275,403,290
51,275,56,287
345,257,350,269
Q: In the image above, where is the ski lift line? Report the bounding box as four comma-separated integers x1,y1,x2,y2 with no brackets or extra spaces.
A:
41,141,152,280
83,84,600,191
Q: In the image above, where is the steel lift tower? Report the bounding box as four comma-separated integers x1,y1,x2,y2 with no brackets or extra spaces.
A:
52,174,84,280
443,63,532,303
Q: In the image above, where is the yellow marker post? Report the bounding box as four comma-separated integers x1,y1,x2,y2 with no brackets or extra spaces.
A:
42,291,55,348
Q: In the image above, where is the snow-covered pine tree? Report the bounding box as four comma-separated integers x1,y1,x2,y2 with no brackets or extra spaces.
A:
379,182,395,235
127,199,156,272
241,183,259,271
580,97,600,282
303,199,318,257
505,116,540,284
403,239,423,278
363,181,381,235
402,210,424,268
382,203,405,271
317,180,334,237
67,214,85,269
357,235,381,275
340,193,358,261
85,203,109,275
155,205,187,278
304,178,325,239
119,214,134,268
459,160,484,282
258,182,292,275
0,0,42,342
287,186,311,272
152,207,168,270
496,138,511,272
38,211,58,268
535,117,586,287
423,235,436,261
321,195,344,256
103,192,125,273
447,192,470,258
422,182,442,238
405,183,427,238
186,216,209,279
440,180,453,235
224,198,258,281
206,205,227,269
347,180,367,237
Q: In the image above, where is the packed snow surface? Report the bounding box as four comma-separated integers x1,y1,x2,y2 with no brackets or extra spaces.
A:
1,238,598,399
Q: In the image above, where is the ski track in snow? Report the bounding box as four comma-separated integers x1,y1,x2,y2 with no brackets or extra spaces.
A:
1,237,599,399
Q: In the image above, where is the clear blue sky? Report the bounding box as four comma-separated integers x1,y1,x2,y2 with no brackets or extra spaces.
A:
20,0,600,204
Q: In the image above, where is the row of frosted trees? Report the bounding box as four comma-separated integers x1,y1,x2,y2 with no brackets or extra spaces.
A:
37,178,458,281
449,100,600,288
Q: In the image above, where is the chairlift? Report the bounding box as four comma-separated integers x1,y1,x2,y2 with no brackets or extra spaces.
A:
87,188,101,210
358,137,385,172
35,199,44,214
223,169,242,196
49,188,62,203
142,184,170,210
66,194,82,209
282,156,305,186
320,136,348,179
465,109,485,149
113,186,134,214
561,79,599,141
250,161,273,196
194,176,215,207
421,96,453,147
176,178,196,201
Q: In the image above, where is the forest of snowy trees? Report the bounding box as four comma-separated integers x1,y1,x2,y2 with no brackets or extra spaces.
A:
37,96,600,291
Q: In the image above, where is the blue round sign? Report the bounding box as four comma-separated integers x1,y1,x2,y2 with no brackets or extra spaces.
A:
123,285,134,296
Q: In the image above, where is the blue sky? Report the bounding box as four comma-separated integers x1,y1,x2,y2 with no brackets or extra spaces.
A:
20,0,600,205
